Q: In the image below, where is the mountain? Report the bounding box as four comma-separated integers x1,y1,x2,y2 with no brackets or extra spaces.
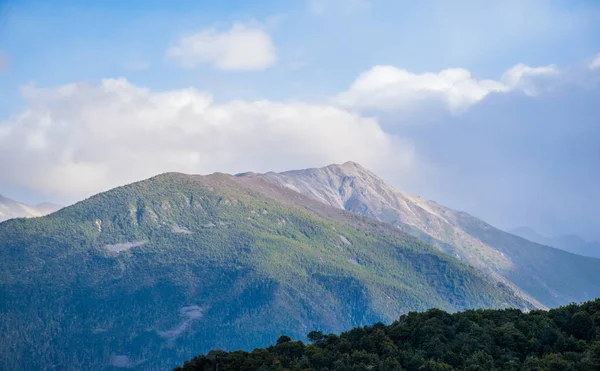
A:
0,172,530,370
257,161,600,308
0,194,62,222
176,299,600,371
509,226,600,259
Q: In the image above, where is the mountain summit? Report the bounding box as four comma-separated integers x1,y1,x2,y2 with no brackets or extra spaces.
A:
255,162,600,308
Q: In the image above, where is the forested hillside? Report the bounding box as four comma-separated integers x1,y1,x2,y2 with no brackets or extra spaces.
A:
0,172,529,370
176,299,600,371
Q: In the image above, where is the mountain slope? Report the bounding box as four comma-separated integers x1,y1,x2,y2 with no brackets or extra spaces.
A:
0,195,62,222
0,172,529,370
257,161,600,308
510,226,600,259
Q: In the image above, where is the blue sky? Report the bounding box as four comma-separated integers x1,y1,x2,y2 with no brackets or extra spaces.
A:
1,0,599,239
3,0,598,109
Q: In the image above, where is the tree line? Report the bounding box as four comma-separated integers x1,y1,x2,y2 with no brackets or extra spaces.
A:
175,299,600,370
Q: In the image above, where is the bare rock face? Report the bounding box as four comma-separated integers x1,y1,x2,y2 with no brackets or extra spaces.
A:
0,195,62,223
103,240,148,254
258,162,513,272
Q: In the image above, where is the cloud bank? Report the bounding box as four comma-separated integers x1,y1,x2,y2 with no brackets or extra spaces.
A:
336,63,560,114
0,78,411,200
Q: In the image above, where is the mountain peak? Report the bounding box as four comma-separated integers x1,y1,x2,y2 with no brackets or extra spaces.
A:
322,161,369,173
337,160,364,169
274,161,379,182
261,161,425,222
272,161,371,177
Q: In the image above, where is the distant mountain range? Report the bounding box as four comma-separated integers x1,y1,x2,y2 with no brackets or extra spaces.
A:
1,163,599,370
0,195,62,222
509,226,600,259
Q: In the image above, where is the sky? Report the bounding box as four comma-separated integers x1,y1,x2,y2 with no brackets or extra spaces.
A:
0,0,599,240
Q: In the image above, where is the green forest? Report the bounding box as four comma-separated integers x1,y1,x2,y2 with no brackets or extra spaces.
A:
175,299,600,371
0,173,529,370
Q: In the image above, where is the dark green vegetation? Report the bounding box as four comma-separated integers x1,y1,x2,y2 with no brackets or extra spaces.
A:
176,299,600,371
0,173,529,370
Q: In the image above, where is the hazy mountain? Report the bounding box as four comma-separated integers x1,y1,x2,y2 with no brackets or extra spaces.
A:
0,171,530,370
257,161,600,308
509,226,600,259
0,195,62,222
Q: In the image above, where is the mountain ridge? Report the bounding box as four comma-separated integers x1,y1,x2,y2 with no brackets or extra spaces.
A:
509,226,600,259
0,194,62,222
252,161,600,308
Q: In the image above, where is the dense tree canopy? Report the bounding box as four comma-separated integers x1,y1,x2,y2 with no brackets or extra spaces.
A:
175,299,600,371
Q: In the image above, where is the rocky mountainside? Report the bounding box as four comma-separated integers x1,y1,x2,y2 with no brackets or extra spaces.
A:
0,194,62,222
509,226,600,259
0,171,530,370
256,161,600,308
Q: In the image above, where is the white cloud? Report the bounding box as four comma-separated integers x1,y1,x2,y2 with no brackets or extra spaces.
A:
0,78,412,201
167,22,276,71
589,52,600,70
337,63,561,114
500,64,559,96
336,66,509,113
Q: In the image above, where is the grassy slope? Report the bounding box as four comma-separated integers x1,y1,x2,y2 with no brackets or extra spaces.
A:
0,173,528,370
